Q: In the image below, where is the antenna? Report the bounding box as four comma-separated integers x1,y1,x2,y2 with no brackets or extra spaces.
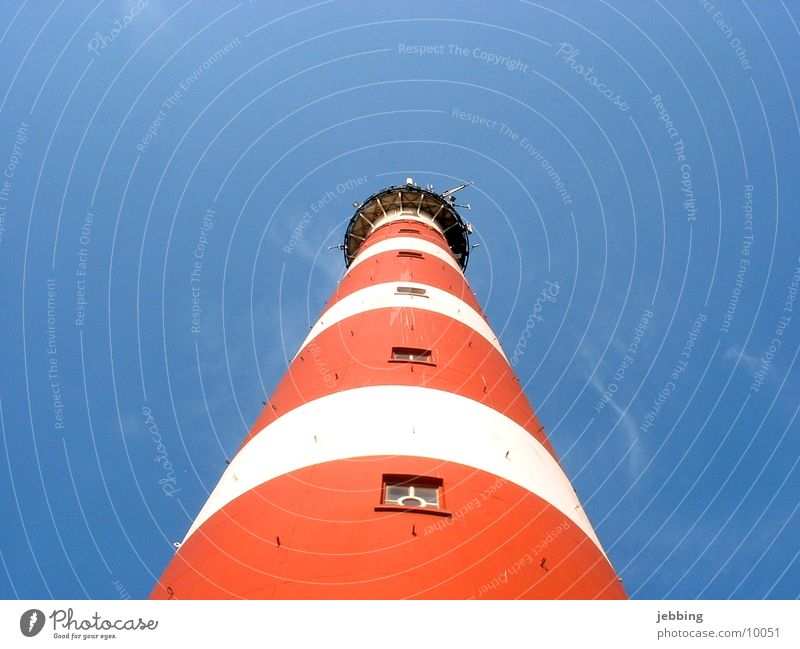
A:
441,181,473,198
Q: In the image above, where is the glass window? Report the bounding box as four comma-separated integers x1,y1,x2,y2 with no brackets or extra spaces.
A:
391,347,432,362
396,286,427,296
383,478,442,509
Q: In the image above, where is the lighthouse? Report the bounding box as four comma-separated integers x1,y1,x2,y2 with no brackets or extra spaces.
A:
151,179,626,599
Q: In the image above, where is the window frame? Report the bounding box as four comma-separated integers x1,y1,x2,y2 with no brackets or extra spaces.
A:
395,285,428,297
375,474,451,517
396,250,425,260
389,346,435,365
384,483,440,508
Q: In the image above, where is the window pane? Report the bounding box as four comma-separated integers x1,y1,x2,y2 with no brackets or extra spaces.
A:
414,486,439,505
386,485,409,502
396,286,426,295
391,347,431,362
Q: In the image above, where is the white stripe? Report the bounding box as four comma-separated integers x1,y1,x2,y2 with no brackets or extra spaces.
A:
298,282,505,360
370,211,445,235
349,237,462,273
183,386,606,556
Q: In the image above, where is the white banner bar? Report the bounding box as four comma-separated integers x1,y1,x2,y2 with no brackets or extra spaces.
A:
1,600,796,648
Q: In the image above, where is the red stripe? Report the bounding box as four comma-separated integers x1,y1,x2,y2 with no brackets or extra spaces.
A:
151,457,626,599
243,309,554,455
332,248,483,313
329,218,481,314
355,219,457,260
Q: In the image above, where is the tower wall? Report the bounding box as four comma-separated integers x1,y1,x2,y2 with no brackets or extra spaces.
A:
151,184,626,599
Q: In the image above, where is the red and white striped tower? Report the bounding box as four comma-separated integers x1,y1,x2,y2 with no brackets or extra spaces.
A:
151,179,626,599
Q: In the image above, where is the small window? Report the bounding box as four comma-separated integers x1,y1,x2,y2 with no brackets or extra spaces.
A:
399,228,420,234
397,250,424,259
391,347,432,363
383,476,442,509
396,285,427,296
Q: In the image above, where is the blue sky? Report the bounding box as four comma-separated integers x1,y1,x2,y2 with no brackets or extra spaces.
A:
0,0,798,599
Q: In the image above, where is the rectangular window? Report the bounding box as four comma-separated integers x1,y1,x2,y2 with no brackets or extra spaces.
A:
396,285,427,296
382,475,442,509
391,347,432,363
397,250,424,259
